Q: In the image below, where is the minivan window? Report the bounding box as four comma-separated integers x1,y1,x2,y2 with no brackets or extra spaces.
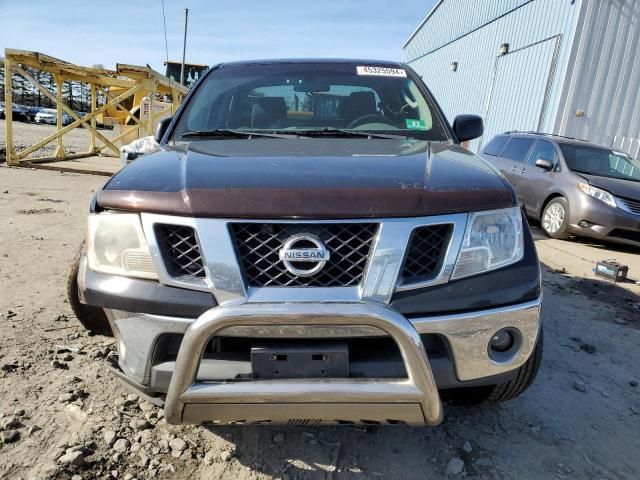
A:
501,138,535,163
560,144,640,181
483,136,509,156
527,140,556,166
172,63,449,141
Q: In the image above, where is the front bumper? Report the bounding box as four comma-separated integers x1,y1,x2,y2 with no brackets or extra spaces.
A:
105,298,541,426
568,194,640,247
82,211,541,425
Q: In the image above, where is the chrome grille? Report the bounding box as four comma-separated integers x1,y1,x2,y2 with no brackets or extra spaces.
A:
156,225,206,278
230,223,378,287
619,196,640,215
401,224,453,282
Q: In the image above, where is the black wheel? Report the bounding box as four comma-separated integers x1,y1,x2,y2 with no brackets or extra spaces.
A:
67,241,112,336
541,197,570,239
444,329,543,406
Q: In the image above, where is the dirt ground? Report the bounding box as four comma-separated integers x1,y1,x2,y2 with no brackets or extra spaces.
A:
0,165,639,480
0,119,119,161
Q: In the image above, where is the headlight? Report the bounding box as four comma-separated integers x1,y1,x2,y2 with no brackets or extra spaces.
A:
452,206,524,280
87,213,158,279
578,182,616,207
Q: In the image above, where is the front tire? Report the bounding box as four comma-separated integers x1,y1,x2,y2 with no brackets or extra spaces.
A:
444,329,543,406
541,197,570,239
67,242,112,336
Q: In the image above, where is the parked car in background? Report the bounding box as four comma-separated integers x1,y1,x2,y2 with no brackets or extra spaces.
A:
0,103,31,122
481,132,640,248
25,106,45,122
35,109,56,124
35,109,73,126
11,104,29,122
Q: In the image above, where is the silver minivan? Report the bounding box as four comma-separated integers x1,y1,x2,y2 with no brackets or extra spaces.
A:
480,132,640,248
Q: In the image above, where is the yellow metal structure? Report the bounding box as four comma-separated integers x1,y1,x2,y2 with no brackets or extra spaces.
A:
3,49,189,166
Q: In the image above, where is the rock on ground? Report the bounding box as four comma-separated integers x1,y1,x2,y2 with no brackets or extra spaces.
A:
446,457,465,476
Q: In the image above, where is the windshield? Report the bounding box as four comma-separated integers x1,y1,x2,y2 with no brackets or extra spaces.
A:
172,62,449,141
560,143,640,182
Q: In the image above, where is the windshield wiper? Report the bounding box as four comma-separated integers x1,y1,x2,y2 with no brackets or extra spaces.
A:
280,128,408,140
181,129,294,139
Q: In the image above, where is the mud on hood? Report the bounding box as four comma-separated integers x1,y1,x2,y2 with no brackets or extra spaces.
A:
97,138,515,219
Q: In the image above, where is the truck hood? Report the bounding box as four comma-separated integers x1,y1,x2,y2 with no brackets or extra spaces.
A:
98,138,514,218
579,173,640,201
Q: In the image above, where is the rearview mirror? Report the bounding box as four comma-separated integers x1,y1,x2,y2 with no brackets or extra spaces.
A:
535,158,553,171
155,116,173,143
293,79,331,92
453,114,484,142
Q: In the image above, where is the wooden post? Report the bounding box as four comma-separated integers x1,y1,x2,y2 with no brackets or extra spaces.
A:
90,83,97,152
4,57,15,165
148,82,156,137
12,64,127,158
54,74,64,158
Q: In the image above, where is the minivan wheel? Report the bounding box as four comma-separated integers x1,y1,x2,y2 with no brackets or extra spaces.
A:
541,197,569,239
67,241,113,336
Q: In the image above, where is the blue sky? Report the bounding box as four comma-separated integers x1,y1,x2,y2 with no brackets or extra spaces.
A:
0,1,436,71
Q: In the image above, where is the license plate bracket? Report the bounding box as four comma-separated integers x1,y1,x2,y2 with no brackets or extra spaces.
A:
251,342,349,379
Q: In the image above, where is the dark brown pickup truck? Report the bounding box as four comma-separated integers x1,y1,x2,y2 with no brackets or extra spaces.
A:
69,59,542,426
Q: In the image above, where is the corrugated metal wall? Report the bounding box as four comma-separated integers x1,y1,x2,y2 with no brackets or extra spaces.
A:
403,0,533,63
403,0,582,152
482,36,561,143
555,0,640,158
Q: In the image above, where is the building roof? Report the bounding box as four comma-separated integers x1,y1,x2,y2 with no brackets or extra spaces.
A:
402,0,445,48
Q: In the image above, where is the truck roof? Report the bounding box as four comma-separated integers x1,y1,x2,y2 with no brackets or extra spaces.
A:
217,58,407,68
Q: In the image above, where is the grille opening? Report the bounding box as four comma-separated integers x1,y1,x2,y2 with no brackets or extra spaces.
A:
155,224,206,278
401,224,453,283
619,196,640,215
230,222,378,287
152,334,448,382
287,419,321,426
608,228,640,243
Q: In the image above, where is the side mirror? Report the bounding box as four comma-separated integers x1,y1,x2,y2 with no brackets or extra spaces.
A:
453,114,484,142
535,158,553,171
155,116,173,143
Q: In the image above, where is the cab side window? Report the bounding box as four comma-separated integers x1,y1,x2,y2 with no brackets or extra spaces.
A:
501,138,535,163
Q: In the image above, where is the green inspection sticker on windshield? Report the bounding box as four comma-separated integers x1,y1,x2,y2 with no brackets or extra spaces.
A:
405,119,427,130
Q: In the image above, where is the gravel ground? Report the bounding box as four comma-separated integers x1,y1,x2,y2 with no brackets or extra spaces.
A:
0,119,116,161
0,165,639,480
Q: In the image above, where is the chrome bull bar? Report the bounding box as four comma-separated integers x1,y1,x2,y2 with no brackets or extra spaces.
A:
164,302,444,426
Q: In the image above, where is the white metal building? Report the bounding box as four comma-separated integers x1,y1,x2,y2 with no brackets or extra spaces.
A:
403,0,640,156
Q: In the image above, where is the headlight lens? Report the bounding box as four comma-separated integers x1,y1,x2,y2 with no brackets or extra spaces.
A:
578,182,616,208
452,206,524,280
87,213,158,279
